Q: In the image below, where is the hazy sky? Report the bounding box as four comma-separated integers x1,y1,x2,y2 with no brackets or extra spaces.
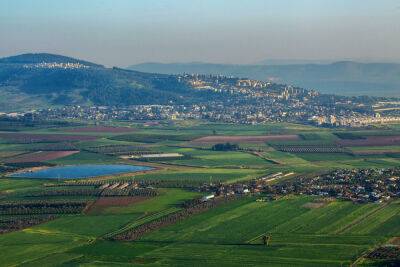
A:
1,0,399,66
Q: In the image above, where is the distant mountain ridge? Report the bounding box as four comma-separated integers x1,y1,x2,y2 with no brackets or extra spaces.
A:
255,59,335,65
129,61,400,97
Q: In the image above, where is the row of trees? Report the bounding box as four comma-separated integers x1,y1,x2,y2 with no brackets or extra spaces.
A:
27,188,158,197
211,142,239,151
113,196,237,241
0,202,86,215
0,215,56,234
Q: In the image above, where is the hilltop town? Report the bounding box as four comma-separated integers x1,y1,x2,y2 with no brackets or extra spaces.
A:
5,73,399,128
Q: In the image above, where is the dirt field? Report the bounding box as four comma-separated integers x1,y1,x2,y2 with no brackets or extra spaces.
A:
191,135,300,143
66,126,135,133
302,202,327,209
0,133,98,143
337,136,400,147
4,150,79,163
85,196,149,214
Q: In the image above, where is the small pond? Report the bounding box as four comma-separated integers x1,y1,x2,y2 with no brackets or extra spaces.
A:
10,164,152,179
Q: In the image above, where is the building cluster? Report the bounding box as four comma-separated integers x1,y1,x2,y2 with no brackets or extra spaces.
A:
11,74,400,127
311,113,400,127
265,168,400,203
23,62,89,69
197,172,292,198
197,168,400,204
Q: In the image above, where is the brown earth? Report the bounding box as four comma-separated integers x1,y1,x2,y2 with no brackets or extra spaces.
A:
0,133,98,143
4,150,79,163
85,196,149,214
353,150,400,156
337,136,400,147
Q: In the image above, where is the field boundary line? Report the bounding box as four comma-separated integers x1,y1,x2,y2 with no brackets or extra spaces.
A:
334,202,390,235
101,207,178,239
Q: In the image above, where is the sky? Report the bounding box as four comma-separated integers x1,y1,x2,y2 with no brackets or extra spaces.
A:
1,0,399,66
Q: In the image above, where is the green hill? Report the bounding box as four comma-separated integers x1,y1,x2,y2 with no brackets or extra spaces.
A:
0,53,213,111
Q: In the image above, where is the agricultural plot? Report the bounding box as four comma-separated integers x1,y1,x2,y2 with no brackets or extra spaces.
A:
4,150,79,163
0,178,43,194
134,167,264,184
35,196,399,266
192,134,300,144
66,126,135,133
85,196,149,215
84,144,151,155
295,152,356,162
274,145,348,153
0,132,98,143
0,187,198,266
336,136,400,147
2,121,400,266
48,151,118,164
349,145,400,155
154,148,274,168
110,132,201,143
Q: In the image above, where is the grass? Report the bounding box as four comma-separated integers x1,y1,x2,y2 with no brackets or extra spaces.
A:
0,188,199,266
134,167,264,183
349,145,400,153
51,196,400,266
156,147,274,168
2,121,400,266
102,188,200,214
295,152,356,161
0,178,43,192
48,151,119,165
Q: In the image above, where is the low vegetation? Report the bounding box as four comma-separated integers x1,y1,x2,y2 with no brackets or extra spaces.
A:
1,120,400,266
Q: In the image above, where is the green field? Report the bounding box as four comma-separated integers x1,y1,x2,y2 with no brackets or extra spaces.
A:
0,188,198,266
3,196,396,266
1,121,400,266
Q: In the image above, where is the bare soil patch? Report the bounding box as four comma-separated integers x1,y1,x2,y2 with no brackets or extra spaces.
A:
389,237,400,246
303,202,326,209
337,136,400,147
0,133,98,143
353,150,400,156
4,150,79,163
303,198,334,209
85,196,148,214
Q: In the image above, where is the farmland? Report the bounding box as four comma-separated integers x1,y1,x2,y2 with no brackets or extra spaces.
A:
2,196,397,266
66,126,136,133
4,150,79,163
192,134,300,144
1,120,400,266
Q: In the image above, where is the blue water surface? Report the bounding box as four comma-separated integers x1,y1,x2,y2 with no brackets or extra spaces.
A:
11,164,152,179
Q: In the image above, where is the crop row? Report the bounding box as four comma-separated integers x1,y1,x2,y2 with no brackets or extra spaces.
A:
0,202,87,215
0,215,56,234
112,196,238,241
109,133,198,143
26,188,158,197
84,145,151,155
274,145,348,153
50,179,205,189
